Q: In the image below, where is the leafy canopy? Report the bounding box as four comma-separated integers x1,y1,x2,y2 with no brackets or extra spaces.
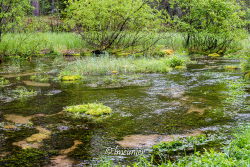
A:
65,0,165,50
0,0,31,39
171,0,247,54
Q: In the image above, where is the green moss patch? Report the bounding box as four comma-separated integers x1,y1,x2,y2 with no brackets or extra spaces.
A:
60,75,82,81
64,103,112,116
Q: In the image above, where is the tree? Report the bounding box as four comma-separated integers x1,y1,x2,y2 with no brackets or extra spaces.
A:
0,0,31,41
170,0,247,54
65,0,165,51
31,0,40,16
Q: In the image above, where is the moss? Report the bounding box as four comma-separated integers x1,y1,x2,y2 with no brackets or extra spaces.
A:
208,53,220,57
0,148,55,167
60,75,82,81
64,103,112,116
80,51,92,57
111,71,119,75
224,65,239,70
175,66,186,70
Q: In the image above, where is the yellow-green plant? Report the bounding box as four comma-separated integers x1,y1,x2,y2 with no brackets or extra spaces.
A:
64,103,112,116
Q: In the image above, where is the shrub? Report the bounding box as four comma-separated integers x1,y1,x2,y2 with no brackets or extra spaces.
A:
171,0,247,54
0,0,31,41
65,0,165,51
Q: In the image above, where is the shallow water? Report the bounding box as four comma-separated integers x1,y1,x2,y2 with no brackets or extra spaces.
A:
0,56,249,166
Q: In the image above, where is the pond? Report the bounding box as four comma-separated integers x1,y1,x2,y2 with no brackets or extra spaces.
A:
0,56,249,166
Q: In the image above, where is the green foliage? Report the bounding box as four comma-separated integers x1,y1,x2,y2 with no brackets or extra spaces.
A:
0,33,83,57
152,134,225,157
0,0,31,40
64,103,112,116
164,55,190,68
65,0,165,50
171,0,247,54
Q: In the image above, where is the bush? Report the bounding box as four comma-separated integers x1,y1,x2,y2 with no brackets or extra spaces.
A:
65,0,165,51
171,0,247,54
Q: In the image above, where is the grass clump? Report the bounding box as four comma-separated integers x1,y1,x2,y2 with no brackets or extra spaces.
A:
59,55,191,76
64,103,112,116
164,55,190,68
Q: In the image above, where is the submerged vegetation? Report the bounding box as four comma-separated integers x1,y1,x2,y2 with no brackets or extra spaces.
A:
12,87,38,99
0,77,9,87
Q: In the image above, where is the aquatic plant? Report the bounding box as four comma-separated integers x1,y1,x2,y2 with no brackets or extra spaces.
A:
0,148,56,167
0,77,9,86
64,103,112,116
164,55,190,68
224,79,246,109
30,75,50,82
152,134,225,157
13,87,38,99
59,55,191,75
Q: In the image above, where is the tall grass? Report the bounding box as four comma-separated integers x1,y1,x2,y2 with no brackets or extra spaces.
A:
0,32,185,57
0,33,84,56
59,55,190,76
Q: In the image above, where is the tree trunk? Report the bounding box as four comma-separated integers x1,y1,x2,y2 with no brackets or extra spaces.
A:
32,0,40,16
51,0,55,14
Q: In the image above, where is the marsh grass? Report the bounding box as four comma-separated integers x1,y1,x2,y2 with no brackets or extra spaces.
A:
0,33,84,56
0,32,184,57
59,55,190,76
